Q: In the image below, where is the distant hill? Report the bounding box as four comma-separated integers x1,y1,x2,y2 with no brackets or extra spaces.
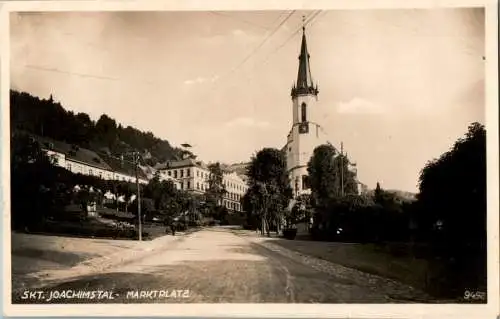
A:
365,188,417,202
221,162,250,177
10,90,184,167
387,190,417,202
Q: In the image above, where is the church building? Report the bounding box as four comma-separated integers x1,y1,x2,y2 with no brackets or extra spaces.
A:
282,23,362,197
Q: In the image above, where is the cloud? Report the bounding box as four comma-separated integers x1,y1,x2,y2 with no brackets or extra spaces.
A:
336,97,386,114
224,117,270,129
183,75,219,85
231,29,246,37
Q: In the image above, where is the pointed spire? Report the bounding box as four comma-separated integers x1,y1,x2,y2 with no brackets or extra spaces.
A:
291,16,318,98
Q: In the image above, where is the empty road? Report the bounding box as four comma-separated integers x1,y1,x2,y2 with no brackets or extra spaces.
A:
12,227,431,303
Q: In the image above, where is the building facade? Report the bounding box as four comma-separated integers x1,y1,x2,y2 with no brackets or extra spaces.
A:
283,25,361,197
156,158,248,213
30,133,149,185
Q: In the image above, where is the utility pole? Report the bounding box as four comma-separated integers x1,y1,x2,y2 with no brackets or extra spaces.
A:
134,152,142,241
340,142,344,197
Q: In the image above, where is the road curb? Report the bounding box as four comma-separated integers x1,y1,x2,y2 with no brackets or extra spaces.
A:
78,227,202,272
13,228,202,293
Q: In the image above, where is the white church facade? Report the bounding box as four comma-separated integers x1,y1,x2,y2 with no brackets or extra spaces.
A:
282,25,363,197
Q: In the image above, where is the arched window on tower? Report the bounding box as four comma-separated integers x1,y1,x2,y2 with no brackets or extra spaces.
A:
301,103,307,122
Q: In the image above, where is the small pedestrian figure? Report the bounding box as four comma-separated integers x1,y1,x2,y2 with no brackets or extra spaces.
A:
170,222,176,236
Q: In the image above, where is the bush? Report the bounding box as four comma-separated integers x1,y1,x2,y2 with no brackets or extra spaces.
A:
242,223,256,230
29,220,148,240
283,228,297,240
175,223,188,231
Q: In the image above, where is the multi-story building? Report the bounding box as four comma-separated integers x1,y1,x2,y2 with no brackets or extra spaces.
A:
26,133,149,185
155,158,248,213
221,171,248,213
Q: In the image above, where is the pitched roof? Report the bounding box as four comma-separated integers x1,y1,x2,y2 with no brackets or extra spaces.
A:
30,134,113,171
291,25,318,97
19,131,149,179
98,152,148,180
155,158,208,170
296,27,314,90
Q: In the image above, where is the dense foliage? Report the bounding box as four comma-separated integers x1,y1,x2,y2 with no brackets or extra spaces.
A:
10,90,184,166
10,132,140,230
243,148,292,236
415,122,487,296
416,122,486,251
307,144,358,210
303,123,486,297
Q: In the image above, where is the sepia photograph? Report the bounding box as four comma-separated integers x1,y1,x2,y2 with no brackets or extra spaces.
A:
2,0,499,318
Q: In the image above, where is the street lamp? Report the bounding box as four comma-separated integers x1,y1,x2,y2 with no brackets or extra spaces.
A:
181,142,197,224
129,151,142,241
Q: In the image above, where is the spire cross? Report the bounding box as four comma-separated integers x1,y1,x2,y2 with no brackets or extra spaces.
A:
302,15,306,31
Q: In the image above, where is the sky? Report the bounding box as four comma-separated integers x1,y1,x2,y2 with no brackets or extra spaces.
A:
10,9,485,192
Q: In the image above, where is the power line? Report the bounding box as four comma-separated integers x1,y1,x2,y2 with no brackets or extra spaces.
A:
215,10,296,83
256,10,323,69
233,10,323,89
208,11,273,31
180,10,297,104
22,64,122,82
18,11,297,88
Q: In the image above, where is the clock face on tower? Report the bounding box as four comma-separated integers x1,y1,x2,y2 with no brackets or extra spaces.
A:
299,122,309,134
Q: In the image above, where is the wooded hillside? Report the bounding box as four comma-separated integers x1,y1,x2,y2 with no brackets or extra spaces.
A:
10,90,184,166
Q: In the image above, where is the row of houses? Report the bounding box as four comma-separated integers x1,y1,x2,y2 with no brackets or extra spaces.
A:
24,132,149,184
21,132,250,214
155,158,249,213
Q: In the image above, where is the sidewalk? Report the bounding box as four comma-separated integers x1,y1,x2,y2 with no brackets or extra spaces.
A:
11,228,200,292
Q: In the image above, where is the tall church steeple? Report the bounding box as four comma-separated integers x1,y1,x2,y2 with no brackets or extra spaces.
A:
291,18,319,99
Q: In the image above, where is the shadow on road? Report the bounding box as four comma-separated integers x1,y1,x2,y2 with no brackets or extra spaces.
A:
12,248,95,269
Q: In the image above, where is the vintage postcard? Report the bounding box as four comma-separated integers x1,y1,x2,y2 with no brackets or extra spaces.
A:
1,0,498,318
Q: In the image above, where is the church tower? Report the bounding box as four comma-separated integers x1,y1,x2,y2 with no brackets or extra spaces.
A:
284,22,328,198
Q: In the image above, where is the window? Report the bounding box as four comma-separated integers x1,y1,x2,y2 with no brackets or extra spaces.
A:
197,182,200,190
187,168,190,177
180,170,184,178
302,175,310,190
89,169,93,176
187,181,191,189
168,171,171,176
174,170,178,178
66,163,72,171
197,171,199,177
301,102,307,122
99,172,103,179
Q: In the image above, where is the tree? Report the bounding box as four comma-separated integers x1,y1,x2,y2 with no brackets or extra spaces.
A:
307,144,358,218
307,144,339,208
245,148,292,236
95,114,118,146
116,181,136,213
416,122,487,295
10,90,184,167
10,132,58,229
417,122,486,249
205,162,226,214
